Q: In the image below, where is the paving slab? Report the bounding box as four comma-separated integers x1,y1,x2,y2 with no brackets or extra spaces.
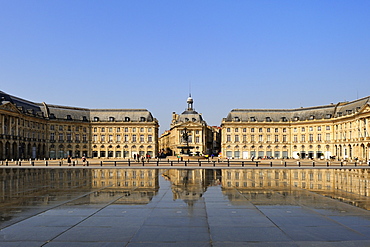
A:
1,167,370,246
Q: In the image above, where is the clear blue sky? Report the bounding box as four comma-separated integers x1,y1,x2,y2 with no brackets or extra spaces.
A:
1,1,370,133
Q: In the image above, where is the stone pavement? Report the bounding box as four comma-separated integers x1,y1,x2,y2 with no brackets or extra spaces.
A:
1,169,370,246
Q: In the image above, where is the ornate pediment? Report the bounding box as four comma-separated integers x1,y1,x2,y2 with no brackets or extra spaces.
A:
0,102,21,114
176,122,203,129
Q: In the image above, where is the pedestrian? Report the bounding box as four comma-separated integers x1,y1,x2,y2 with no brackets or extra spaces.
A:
67,155,72,166
82,155,86,166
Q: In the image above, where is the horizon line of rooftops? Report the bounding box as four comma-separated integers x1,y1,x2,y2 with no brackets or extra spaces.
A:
1,90,369,123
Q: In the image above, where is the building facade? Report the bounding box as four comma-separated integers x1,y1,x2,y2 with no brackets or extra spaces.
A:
0,91,159,160
221,96,370,161
159,96,220,156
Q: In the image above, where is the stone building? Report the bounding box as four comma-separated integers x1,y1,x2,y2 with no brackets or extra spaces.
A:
0,91,159,160
159,95,220,157
221,96,370,161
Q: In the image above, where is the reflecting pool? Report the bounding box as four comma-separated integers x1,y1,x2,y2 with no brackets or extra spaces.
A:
1,168,370,246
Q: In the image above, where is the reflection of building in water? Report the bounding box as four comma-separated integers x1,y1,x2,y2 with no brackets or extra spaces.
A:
221,169,370,209
91,169,159,205
162,169,221,204
0,168,91,204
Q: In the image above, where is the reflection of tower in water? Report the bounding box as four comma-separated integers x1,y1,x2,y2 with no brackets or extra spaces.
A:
162,169,221,208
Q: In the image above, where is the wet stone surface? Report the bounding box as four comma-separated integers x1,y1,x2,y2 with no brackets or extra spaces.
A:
1,167,370,246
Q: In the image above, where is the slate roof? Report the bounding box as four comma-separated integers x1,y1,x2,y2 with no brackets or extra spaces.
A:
176,109,205,124
0,91,157,122
224,96,370,122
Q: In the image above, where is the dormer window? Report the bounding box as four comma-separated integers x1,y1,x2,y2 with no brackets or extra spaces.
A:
325,114,332,119
82,116,88,121
294,116,299,121
337,112,342,117
66,115,72,120
346,110,352,114
250,117,256,122
192,118,196,122
309,115,315,120
140,117,146,122
266,117,271,122
185,118,189,122
125,117,130,122
109,117,115,122
281,117,287,122
234,117,240,122
94,117,99,122
49,113,56,119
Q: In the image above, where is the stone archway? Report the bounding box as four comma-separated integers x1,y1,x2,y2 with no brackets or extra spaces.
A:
12,142,17,160
360,144,366,160
0,141,3,160
27,143,32,158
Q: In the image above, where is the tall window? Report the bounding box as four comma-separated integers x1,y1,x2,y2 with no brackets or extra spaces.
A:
148,135,153,142
275,135,279,142
140,135,144,142
309,134,313,142
124,135,129,142
101,135,105,142
50,133,55,141
226,135,231,142
317,134,322,141
301,135,305,142
117,135,121,142
235,135,239,142
132,134,137,142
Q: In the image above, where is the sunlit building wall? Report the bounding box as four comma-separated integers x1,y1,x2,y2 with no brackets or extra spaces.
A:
221,97,370,161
